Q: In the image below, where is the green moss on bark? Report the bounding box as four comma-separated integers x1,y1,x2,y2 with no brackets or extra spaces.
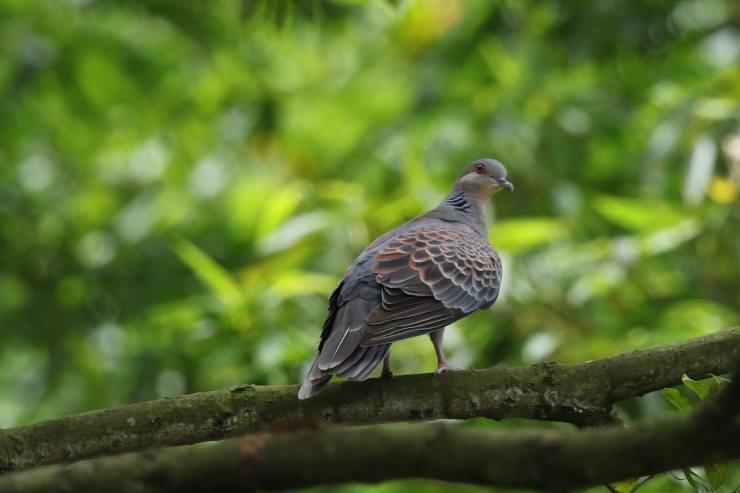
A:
0,327,737,475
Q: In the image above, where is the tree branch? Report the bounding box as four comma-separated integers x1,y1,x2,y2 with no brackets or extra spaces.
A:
0,327,737,475
2,413,740,493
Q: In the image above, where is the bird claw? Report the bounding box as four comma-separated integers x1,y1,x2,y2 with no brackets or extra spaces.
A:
381,369,394,378
434,364,464,375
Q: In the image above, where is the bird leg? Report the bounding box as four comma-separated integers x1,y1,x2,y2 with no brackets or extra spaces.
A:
381,352,394,378
430,329,464,375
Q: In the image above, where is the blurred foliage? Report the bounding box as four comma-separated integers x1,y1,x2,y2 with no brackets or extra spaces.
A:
654,375,735,493
2,0,740,491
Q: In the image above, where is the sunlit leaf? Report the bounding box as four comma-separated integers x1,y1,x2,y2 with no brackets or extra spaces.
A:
228,178,275,242
662,388,692,412
611,478,638,492
256,212,329,255
656,301,738,344
682,374,710,400
593,195,692,232
255,183,306,238
267,270,337,299
490,218,569,254
170,236,242,307
708,176,740,203
641,219,702,256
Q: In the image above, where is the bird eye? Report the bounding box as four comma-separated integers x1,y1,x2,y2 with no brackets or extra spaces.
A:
475,164,485,174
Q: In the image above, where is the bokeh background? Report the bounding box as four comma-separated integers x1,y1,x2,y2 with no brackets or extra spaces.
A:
2,0,740,491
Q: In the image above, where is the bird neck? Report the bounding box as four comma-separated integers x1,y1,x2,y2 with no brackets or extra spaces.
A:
434,186,489,234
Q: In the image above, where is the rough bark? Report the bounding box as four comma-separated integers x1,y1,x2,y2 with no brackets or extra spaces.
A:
2,412,740,493
0,327,737,476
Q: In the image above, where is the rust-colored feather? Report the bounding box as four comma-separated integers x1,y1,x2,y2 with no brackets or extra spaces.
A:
372,223,502,312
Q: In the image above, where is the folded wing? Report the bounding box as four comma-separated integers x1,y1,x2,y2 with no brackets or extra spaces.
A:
362,223,501,346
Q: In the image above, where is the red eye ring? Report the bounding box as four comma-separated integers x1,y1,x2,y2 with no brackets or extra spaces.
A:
475,163,485,174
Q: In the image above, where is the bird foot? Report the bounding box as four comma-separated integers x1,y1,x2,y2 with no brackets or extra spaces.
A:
434,364,464,375
381,368,394,378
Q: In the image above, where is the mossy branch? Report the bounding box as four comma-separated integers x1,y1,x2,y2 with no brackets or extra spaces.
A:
0,327,737,475
3,411,740,493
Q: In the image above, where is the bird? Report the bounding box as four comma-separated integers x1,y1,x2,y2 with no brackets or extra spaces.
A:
298,158,513,399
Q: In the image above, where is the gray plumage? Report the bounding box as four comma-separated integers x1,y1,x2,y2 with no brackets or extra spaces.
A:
298,158,513,399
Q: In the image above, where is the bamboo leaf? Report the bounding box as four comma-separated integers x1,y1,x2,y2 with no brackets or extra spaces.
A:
170,236,242,307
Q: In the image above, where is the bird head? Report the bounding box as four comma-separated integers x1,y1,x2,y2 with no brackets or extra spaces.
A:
455,158,514,196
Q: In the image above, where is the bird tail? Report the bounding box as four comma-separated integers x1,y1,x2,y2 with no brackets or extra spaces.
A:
298,358,332,400
297,344,391,400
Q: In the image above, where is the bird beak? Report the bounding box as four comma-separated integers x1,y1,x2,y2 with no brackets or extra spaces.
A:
500,179,514,192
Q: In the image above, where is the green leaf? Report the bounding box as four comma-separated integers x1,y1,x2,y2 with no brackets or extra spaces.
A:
709,373,731,386
662,388,692,412
684,468,699,489
489,218,570,254
592,194,692,232
268,270,338,299
682,374,710,400
170,236,243,307
612,478,638,492
706,463,730,491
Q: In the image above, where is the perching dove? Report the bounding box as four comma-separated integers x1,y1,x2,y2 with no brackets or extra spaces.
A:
298,159,513,399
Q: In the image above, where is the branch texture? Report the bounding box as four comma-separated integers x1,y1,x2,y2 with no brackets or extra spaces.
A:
0,327,737,475
2,414,740,493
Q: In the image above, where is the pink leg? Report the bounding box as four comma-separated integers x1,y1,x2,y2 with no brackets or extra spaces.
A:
430,329,464,375
381,352,394,378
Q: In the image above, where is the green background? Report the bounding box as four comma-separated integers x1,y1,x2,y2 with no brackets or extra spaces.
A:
1,0,740,491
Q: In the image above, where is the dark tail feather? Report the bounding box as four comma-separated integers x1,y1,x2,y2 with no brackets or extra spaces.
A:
336,345,379,379
298,358,332,400
297,343,392,399
351,344,390,381
298,375,331,399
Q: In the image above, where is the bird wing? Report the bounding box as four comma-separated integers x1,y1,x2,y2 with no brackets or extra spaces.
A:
361,285,454,345
316,228,399,355
360,223,501,346
316,276,380,370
